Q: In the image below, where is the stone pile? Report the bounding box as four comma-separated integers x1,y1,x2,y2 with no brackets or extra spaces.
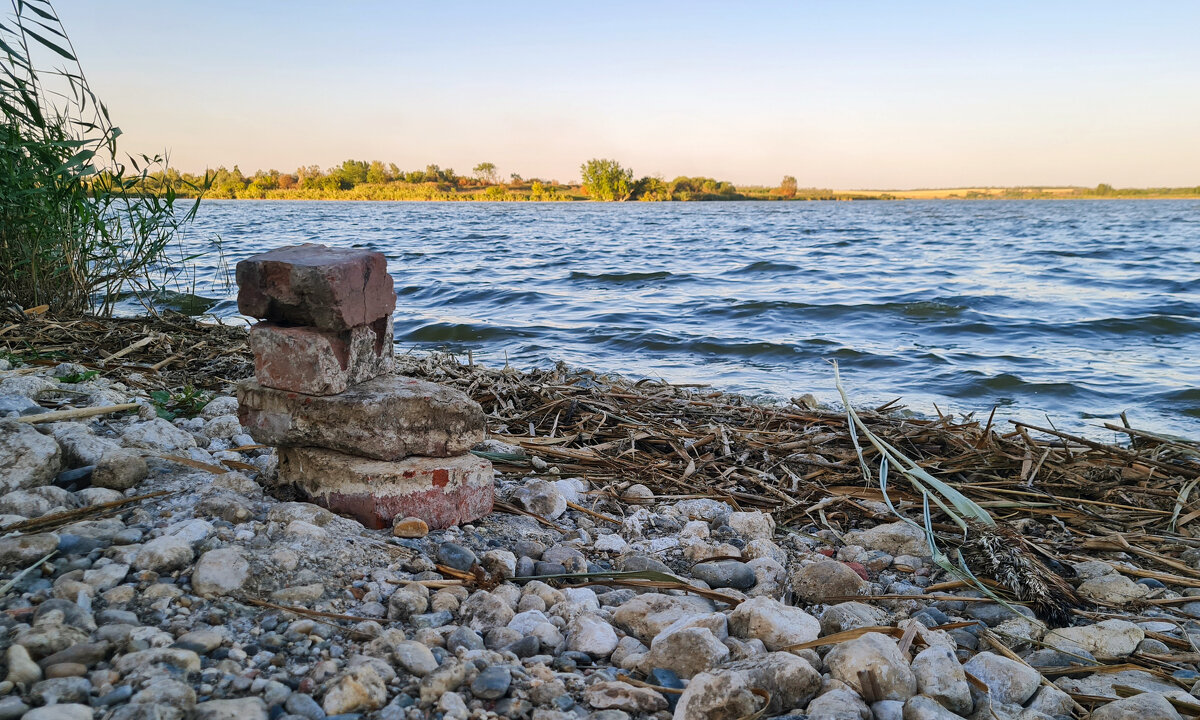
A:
234,243,494,529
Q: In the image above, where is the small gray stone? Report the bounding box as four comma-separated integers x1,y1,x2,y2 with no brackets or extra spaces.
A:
437,542,477,571
470,666,511,700
445,626,485,653
691,560,756,589
92,449,148,490
0,697,29,720
285,693,326,720
790,560,867,604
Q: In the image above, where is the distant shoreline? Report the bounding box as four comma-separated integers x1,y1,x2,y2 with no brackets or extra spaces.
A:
188,192,1200,202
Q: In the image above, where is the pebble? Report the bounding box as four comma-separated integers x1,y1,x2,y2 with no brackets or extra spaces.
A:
470,665,511,699
436,542,477,571
691,559,757,589
391,516,428,537
790,559,868,603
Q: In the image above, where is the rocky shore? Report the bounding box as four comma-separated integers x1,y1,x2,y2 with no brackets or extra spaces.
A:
2,359,1199,720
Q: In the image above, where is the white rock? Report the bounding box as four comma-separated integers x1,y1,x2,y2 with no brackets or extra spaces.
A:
0,421,61,493
843,521,928,556
1054,669,1187,702
584,680,667,713
1091,693,1182,720
133,535,194,572
644,626,729,678
1077,574,1150,605
392,640,438,677
166,518,213,545
902,694,965,720
121,418,197,451
75,487,124,506
193,697,268,720
594,533,628,553
200,396,239,419
820,601,890,635
728,596,820,651
911,645,973,714
566,613,619,658
963,652,1041,706
459,590,515,632
0,486,74,517
20,705,94,720
92,448,148,490
675,652,821,720
1026,685,1076,717
82,562,129,591
192,547,250,598
511,478,567,519
807,688,872,720
50,422,120,466
202,414,242,440
612,592,716,644
727,511,775,539
554,476,587,504
322,665,387,715
1044,619,1144,658
825,632,917,701
4,644,42,685
285,520,328,539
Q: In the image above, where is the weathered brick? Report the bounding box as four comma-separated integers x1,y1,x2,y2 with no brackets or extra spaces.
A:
237,375,485,460
236,244,396,332
249,317,393,395
279,448,494,530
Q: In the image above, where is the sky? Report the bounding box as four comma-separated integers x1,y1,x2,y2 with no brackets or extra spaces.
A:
48,1,1200,188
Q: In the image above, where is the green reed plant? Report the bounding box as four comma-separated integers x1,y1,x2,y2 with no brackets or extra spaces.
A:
0,0,208,315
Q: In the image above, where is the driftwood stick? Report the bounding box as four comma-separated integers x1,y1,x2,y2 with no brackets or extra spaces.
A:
13,403,140,424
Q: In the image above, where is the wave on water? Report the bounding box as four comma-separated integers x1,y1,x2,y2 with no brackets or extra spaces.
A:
567,270,677,283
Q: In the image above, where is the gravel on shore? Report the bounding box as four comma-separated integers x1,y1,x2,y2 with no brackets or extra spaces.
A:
1,359,1197,720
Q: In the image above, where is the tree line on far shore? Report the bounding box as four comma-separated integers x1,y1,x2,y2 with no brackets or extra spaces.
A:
126,158,854,202
120,158,1200,203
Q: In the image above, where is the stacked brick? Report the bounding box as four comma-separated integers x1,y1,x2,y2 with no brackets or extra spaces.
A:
234,244,494,530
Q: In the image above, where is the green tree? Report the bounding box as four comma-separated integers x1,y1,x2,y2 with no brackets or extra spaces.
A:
335,159,369,186
367,161,389,184
580,159,633,201
779,175,798,198
473,162,498,184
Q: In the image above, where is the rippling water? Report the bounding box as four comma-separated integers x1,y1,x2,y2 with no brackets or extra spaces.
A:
169,200,1200,438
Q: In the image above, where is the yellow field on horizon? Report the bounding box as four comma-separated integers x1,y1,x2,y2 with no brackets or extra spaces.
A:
835,187,1080,199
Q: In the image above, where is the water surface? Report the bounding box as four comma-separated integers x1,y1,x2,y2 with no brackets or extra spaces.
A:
170,200,1200,439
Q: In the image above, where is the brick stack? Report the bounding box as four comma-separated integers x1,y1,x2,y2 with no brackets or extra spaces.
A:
234,244,494,530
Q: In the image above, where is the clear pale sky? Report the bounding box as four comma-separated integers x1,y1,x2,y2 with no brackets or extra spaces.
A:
53,1,1200,188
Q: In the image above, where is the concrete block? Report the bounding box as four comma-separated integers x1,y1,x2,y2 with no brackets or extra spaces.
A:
237,374,485,460
279,447,494,529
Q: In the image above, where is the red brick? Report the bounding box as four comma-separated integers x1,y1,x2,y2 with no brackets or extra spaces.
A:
236,244,396,332
249,317,393,395
278,448,494,530
237,374,485,460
